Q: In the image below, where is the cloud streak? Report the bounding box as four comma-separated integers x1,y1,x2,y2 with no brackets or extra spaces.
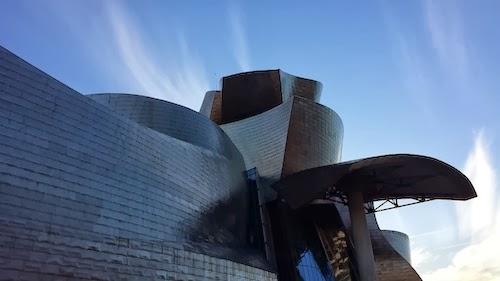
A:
228,4,250,71
382,0,474,119
422,131,499,280
457,130,498,239
424,0,469,82
106,2,209,110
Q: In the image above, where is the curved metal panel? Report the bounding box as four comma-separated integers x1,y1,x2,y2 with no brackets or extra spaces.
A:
368,215,422,281
279,70,322,102
282,96,343,177
220,70,322,124
221,99,294,187
382,230,412,264
221,70,283,124
275,154,476,209
89,93,234,158
0,46,276,279
199,90,222,124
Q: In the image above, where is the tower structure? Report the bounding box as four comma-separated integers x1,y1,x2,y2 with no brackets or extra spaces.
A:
0,46,476,280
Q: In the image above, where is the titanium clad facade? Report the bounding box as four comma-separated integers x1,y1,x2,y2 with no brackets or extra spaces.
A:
336,204,420,281
0,44,473,281
368,214,420,281
279,70,322,103
382,230,411,264
221,99,293,186
0,46,275,280
282,96,343,177
199,90,222,124
88,93,236,158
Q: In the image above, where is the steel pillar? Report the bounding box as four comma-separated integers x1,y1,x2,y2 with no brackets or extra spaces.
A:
347,191,376,281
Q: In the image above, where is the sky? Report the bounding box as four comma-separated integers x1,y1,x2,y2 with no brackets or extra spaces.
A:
1,0,499,280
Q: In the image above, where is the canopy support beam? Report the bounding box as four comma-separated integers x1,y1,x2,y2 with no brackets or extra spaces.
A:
347,191,377,281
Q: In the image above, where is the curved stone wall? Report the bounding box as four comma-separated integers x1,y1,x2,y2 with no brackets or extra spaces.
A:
0,46,276,280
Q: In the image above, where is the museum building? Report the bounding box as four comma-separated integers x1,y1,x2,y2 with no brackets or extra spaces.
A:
0,46,476,280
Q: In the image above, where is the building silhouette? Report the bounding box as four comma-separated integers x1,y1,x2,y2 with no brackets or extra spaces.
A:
0,46,476,281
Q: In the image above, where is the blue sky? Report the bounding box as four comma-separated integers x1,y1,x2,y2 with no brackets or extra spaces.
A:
1,0,499,279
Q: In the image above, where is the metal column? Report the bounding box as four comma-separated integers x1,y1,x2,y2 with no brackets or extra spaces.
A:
347,191,376,281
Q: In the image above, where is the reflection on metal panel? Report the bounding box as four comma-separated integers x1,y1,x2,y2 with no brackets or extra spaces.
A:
221,99,294,186
89,93,235,158
282,97,344,177
279,70,322,103
0,46,276,280
222,70,282,123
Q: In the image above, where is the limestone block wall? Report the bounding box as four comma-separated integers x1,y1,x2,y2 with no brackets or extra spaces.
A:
0,46,276,280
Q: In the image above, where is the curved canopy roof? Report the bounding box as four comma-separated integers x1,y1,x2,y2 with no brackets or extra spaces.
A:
274,154,476,209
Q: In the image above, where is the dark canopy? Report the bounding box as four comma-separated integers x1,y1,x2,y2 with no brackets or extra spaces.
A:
274,154,476,209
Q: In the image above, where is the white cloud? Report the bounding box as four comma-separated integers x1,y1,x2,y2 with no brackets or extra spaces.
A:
457,130,498,239
422,231,500,281
228,4,250,71
422,131,499,281
412,247,432,268
381,0,474,119
106,1,209,110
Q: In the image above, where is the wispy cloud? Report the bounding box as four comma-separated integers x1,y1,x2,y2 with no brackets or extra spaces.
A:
422,131,500,280
457,129,498,239
380,1,436,120
381,0,473,119
106,2,209,110
394,33,435,120
228,4,250,71
424,0,469,82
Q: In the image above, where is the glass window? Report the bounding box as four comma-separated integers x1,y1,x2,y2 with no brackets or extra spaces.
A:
297,249,335,281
